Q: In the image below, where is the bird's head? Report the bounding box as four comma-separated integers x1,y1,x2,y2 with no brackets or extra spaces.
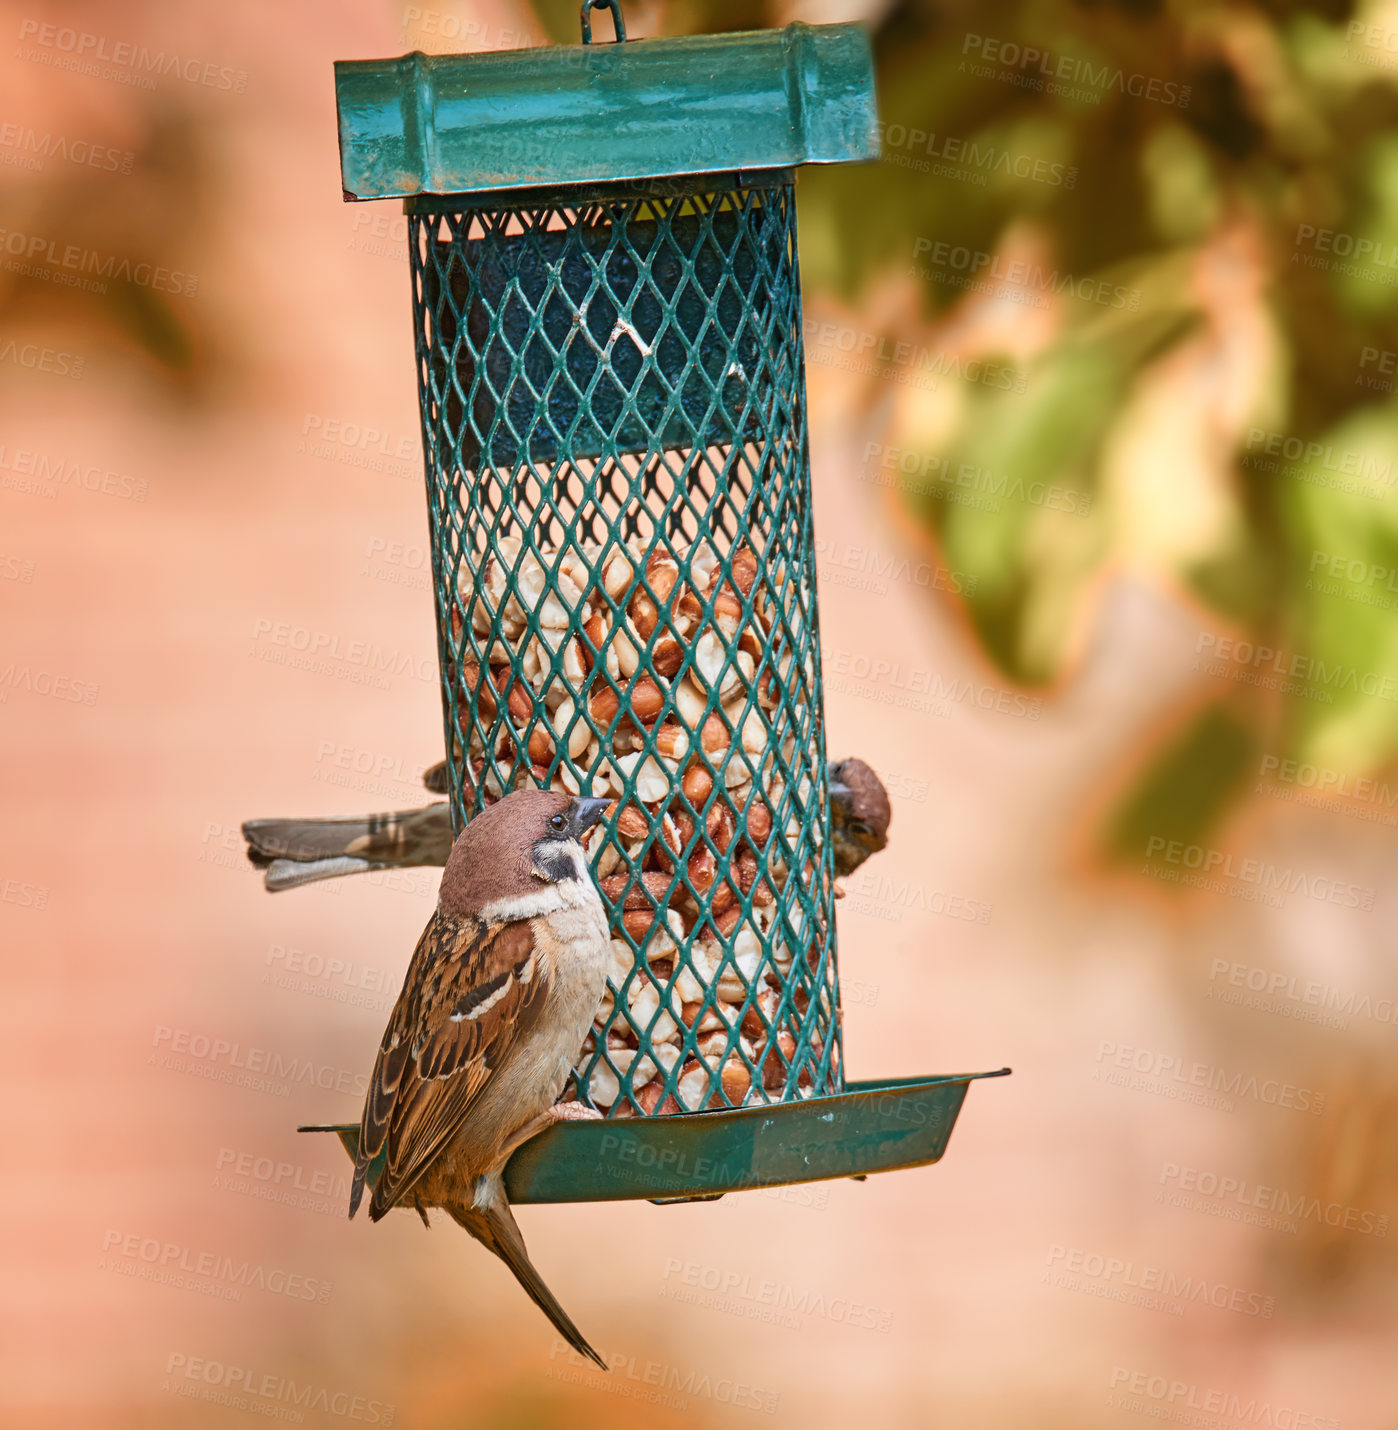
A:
828,758,892,877
438,789,610,919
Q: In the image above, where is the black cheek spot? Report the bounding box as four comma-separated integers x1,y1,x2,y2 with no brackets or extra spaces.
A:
534,841,577,884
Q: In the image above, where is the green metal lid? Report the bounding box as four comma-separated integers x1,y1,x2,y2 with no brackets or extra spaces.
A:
334,21,879,202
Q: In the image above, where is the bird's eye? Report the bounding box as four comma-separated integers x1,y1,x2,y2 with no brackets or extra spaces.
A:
549,813,567,834
848,821,870,838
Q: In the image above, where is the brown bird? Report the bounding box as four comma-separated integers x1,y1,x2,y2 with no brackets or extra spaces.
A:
244,758,891,890
351,788,612,1366
827,757,892,878
242,802,453,891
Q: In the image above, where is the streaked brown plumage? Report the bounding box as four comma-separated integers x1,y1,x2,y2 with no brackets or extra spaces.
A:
244,757,890,890
351,789,611,1367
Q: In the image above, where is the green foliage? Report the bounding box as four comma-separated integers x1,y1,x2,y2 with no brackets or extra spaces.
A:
1103,703,1257,862
534,0,1398,854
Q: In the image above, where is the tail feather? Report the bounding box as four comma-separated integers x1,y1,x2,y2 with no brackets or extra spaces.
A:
263,856,376,892
241,805,453,892
449,1199,606,1370
243,814,386,862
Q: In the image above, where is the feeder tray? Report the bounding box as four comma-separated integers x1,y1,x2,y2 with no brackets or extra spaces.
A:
318,3,1008,1201
302,1069,1009,1205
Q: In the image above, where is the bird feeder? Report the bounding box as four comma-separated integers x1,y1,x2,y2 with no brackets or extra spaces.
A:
310,2,1006,1205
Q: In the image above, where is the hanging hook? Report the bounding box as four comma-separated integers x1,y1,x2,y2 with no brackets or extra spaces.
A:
580,0,626,44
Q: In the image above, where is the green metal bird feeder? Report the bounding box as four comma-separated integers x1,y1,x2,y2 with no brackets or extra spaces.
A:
309,2,1006,1205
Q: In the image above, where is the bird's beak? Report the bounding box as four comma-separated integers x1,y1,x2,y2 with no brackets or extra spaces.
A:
828,782,851,802
570,796,611,835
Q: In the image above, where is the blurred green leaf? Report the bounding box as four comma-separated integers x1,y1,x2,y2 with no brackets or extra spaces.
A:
1103,703,1258,861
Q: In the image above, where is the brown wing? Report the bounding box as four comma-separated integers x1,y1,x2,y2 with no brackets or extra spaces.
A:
351,912,548,1220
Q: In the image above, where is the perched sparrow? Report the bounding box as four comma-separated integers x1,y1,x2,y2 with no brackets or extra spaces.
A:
242,803,453,891
827,757,891,878
244,758,891,890
351,788,612,1366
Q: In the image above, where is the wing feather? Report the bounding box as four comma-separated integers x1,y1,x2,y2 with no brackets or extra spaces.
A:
351,914,548,1219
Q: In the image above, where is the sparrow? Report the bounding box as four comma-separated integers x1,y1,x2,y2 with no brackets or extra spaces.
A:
827,757,892,878
244,758,892,890
350,788,612,1367
242,763,452,890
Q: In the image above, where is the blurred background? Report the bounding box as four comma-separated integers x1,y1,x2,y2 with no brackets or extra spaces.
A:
5,0,1398,1424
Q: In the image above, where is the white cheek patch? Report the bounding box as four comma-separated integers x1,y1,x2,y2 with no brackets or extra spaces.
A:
564,843,589,884
479,842,596,923
480,888,566,922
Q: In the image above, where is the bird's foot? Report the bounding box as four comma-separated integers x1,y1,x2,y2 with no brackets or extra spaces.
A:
496,1100,603,1164
551,1101,603,1123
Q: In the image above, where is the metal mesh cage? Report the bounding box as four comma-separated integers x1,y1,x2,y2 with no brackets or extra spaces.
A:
408,170,840,1117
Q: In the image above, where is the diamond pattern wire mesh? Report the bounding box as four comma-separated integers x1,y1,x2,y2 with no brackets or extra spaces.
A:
407,172,840,1116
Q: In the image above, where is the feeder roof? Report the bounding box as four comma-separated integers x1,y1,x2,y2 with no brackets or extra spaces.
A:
334,22,878,201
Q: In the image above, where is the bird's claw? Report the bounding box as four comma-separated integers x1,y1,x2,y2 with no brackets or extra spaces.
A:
553,1101,604,1123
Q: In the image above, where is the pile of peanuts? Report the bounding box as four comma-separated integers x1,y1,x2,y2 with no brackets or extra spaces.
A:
449,532,837,1113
